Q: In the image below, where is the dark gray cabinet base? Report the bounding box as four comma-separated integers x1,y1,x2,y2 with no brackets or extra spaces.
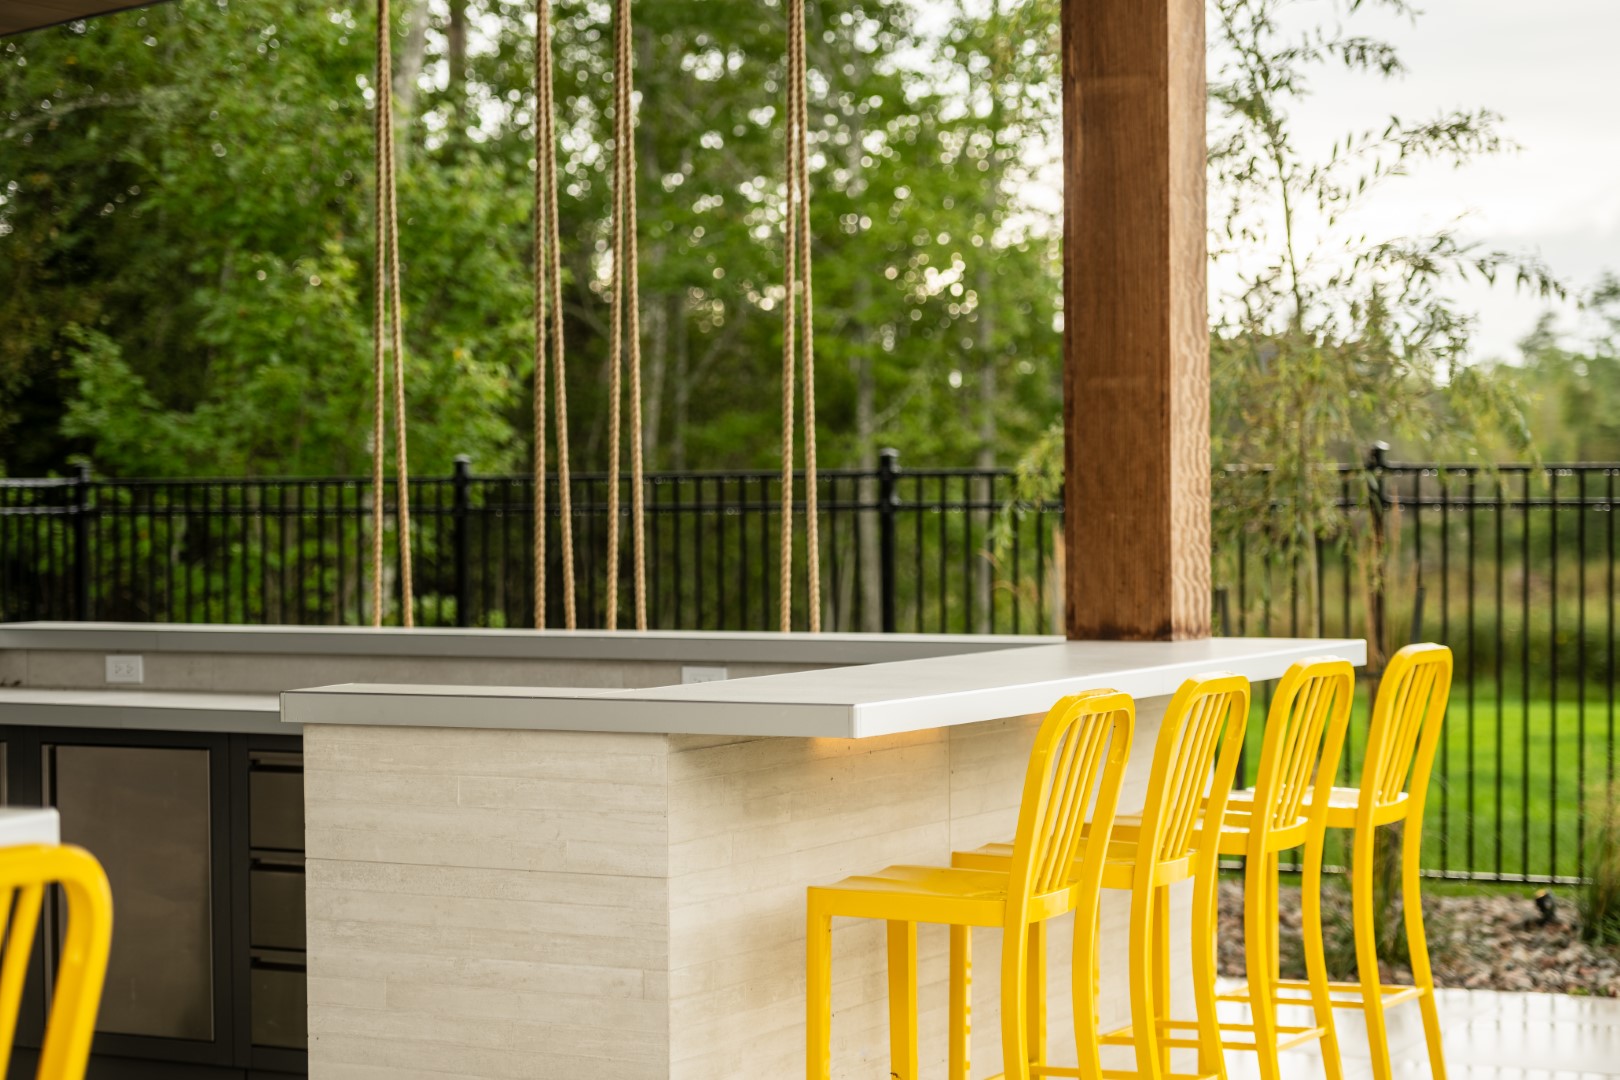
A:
0,726,307,1078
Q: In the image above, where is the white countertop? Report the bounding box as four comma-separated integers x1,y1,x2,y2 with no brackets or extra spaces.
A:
0,621,1052,665
0,688,284,735
0,808,60,847
283,637,1367,739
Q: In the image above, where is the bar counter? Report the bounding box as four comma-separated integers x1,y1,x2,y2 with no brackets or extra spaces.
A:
284,635,1364,1080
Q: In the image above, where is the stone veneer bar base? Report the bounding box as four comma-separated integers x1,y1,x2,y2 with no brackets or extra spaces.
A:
302,699,1194,1080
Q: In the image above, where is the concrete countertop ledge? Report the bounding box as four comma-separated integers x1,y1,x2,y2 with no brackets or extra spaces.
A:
0,687,282,735
284,637,1368,739
0,621,1054,666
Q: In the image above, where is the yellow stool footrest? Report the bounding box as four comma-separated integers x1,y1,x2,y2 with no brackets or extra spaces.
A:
1274,978,1427,1008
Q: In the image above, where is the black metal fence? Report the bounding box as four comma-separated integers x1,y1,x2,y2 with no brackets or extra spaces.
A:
1,449,1616,887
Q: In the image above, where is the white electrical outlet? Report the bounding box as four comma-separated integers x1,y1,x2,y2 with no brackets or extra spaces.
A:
681,665,728,685
105,655,145,684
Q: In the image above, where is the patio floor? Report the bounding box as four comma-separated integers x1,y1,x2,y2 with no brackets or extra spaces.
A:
1219,987,1620,1079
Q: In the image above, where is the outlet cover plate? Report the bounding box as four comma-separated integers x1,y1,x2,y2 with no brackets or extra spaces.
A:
680,665,728,685
105,655,145,684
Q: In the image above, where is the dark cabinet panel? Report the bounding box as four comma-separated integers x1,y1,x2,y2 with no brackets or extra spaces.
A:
248,763,302,853
50,745,215,1042
248,963,306,1051
248,867,305,952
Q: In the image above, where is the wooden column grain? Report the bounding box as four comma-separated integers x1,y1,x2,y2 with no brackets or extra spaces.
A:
1061,0,1211,641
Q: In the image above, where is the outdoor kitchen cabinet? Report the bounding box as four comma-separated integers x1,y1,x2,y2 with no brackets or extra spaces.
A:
0,726,307,1079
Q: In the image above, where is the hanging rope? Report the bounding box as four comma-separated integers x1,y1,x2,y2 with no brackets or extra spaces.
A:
605,0,648,631
781,0,820,633
372,0,414,628
534,0,577,630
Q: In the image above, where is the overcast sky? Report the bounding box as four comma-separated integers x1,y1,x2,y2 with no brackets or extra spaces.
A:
917,0,1618,361
1269,0,1620,360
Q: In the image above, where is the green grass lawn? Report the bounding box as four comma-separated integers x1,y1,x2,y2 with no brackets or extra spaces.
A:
1240,682,1620,882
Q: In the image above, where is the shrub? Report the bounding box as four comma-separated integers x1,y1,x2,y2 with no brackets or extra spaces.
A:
1579,785,1620,947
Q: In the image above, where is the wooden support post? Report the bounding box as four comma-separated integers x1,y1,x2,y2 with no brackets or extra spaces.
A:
1061,0,1211,641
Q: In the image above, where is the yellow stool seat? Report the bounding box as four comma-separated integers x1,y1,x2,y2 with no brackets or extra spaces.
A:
952,838,1154,890
1108,808,1314,858
811,865,1073,926
1228,785,1411,829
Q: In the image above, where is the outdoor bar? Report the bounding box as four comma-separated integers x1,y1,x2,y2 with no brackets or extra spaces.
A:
283,635,1366,1079
0,623,1364,1078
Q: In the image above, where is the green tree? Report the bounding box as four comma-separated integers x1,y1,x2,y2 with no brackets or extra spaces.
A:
2,0,529,476
1507,274,1620,462
2,0,1067,487
1206,0,1555,564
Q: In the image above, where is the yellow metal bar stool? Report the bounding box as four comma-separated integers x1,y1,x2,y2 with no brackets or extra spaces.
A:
806,691,1134,1080
1232,644,1452,1080
1198,657,1356,1080
0,808,114,1080
954,672,1252,1080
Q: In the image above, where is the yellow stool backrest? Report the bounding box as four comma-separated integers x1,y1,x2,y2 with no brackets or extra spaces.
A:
1137,673,1251,871
1003,691,1134,927
1248,657,1356,839
0,844,113,1080
1362,643,1453,815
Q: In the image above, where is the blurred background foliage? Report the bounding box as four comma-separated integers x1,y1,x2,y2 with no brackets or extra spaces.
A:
0,0,1062,482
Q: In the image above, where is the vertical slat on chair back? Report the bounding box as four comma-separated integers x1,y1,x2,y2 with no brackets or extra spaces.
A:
0,879,45,1064
1249,658,1356,832
1364,644,1453,807
1005,691,1134,905
1139,674,1251,866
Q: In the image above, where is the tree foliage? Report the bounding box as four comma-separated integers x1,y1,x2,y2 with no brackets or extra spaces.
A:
0,0,1061,479
1505,274,1620,463
1206,0,1559,561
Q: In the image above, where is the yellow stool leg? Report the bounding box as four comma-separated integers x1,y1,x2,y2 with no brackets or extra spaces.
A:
950,925,972,1080
1191,859,1227,1080
1351,827,1392,1080
1074,901,1105,1080
1028,920,1048,1074
1245,853,1282,1080
807,901,833,1080
1303,831,1345,1080
1153,886,1173,1076
1128,881,1163,1080
1002,917,1033,1080
1402,822,1447,1080
887,920,919,1080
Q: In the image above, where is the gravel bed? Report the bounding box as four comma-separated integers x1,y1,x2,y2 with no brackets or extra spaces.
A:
1216,880,1620,997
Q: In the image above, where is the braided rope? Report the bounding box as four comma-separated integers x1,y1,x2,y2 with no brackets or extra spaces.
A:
371,0,414,627
782,0,820,632
605,0,647,631
533,0,577,630
793,0,819,633
778,0,799,633
371,0,388,628
533,39,547,630
383,34,414,628
604,0,625,630
622,1,647,631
